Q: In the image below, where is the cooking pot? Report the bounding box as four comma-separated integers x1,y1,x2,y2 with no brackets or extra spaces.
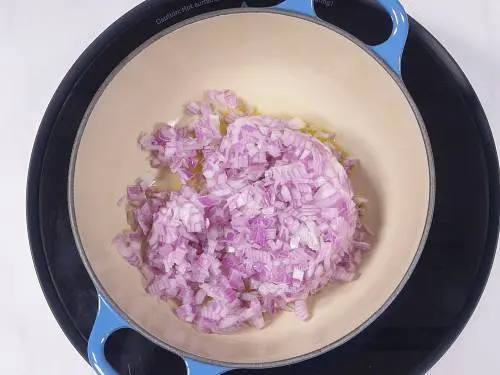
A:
68,0,435,374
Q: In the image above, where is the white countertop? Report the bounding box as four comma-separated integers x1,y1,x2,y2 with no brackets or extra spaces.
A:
0,0,498,374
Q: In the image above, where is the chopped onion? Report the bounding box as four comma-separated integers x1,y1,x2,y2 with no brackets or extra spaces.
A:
114,90,371,333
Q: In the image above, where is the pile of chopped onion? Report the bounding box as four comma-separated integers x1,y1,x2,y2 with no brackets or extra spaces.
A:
114,90,371,333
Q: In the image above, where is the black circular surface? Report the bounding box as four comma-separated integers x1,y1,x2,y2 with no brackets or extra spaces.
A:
26,1,500,374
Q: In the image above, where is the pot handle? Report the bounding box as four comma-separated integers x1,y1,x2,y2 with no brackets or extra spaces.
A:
88,294,130,375
88,294,230,374
275,0,409,76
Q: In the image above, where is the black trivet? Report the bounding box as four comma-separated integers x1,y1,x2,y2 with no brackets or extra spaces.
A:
27,1,499,374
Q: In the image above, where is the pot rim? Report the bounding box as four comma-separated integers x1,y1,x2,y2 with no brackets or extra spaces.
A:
67,7,436,369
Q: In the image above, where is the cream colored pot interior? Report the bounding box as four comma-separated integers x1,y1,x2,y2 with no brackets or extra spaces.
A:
71,11,431,365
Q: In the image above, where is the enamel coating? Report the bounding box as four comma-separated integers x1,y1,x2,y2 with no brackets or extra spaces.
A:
82,1,425,374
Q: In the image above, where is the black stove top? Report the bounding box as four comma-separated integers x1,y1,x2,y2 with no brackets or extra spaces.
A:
27,1,499,374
